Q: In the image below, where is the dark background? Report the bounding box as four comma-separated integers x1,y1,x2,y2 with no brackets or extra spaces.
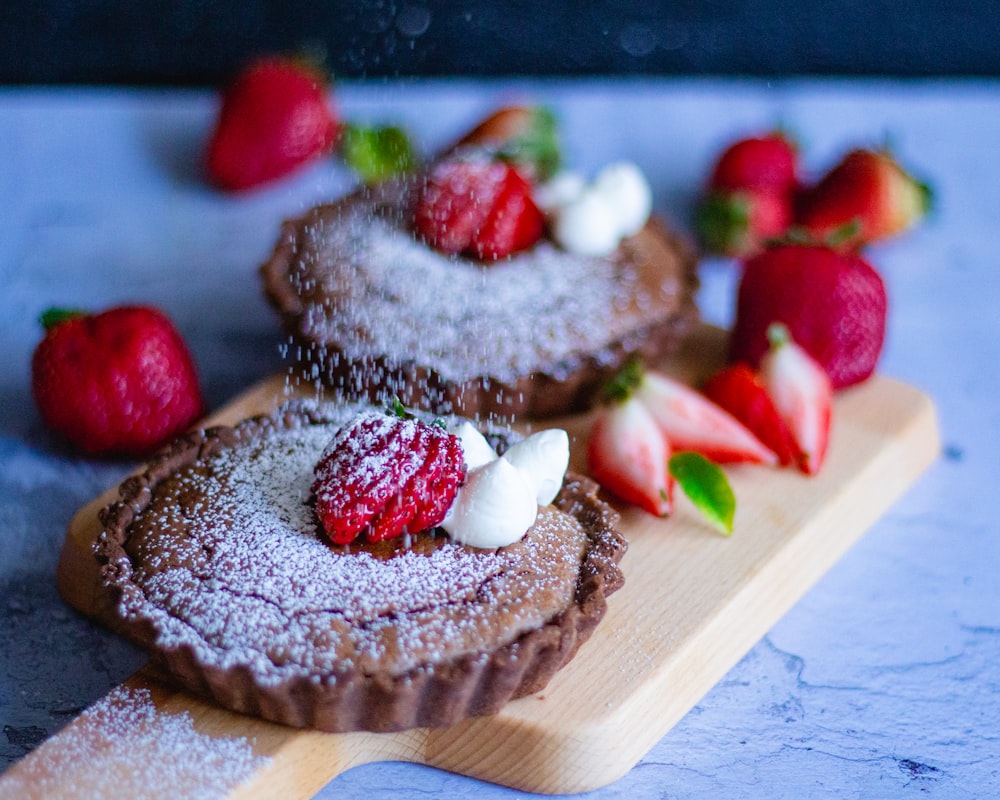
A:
2,0,999,85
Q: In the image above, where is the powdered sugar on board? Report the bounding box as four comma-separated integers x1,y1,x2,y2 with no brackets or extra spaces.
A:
110,406,588,684
1,685,268,800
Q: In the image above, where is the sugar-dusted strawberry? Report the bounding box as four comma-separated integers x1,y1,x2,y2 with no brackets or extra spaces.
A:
708,132,799,195
730,244,888,388
696,132,800,257
587,394,673,516
206,56,339,191
311,409,465,545
702,363,798,467
414,155,545,260
797,148,932,249
31,306,204,457
759,324,832,475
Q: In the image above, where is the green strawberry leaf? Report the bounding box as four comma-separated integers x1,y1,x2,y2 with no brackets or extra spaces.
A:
39,307,86,331
668,451,736,536
604,358,645,403
341,123,417,183
497,106,561,180
695,192,751,254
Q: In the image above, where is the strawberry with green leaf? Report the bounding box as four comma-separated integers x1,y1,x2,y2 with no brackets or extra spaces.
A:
586,362,747,535
31,305,203,457
696,132,800,257
797,148,932,249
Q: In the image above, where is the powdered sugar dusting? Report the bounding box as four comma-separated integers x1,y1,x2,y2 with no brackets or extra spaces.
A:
290,184,652,383
1,685,268,799
116,409,588,684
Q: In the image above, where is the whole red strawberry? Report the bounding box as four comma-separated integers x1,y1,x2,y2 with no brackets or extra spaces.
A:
729,244,888,389
797,148,932,249
697,132,800,257
709,133,799,195
312,410,465,545
206,56,339,191
413,155,544,260
31,306,204,457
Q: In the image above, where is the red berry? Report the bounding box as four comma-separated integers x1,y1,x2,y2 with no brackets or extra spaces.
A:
797,149,932,249
414,156,545,260
311,411,465,545
697,132,800,257
702,363,798,467
206,56,339,191
709,133,799,195
730,244,888,389
31,306,204,457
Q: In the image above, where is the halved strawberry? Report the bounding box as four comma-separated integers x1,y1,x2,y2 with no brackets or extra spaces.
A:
702,363,799,467
627,366,778,465
759,324,832,475
587,395,673,516
414,155,544,260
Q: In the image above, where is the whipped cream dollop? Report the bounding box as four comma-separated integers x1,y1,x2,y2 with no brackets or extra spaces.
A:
537,161,653,257
441,423,570,549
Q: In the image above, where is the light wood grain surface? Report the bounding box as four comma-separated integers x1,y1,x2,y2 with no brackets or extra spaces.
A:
3,326,940,797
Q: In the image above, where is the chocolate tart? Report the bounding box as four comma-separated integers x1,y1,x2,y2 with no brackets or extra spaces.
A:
260,123,700,421
95,402,626,733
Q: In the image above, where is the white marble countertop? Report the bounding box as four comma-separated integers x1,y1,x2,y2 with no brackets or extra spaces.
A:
1,78,997,798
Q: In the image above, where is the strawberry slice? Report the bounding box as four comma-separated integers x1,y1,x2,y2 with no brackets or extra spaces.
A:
587,395,673,516
414,155,544,260
759,324,833,475
628,367,778,465
702,363,799,467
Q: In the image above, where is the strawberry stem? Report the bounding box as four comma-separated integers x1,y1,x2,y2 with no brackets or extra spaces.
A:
387,396,415,420
767,322,791,350
39,307,86,331
604,358,644,403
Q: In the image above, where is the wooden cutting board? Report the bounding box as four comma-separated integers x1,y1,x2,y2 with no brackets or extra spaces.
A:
3,326,940,798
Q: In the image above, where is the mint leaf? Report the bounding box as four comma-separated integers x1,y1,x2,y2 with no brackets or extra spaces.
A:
669,451,736,536
341,123,416,183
